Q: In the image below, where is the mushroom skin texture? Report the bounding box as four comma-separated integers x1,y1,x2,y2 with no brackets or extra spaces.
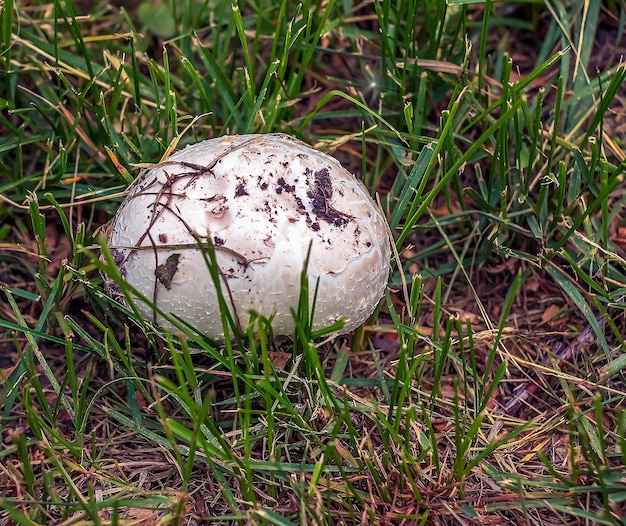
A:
105,133,391,341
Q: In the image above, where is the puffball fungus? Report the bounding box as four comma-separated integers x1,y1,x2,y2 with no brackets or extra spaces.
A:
104,133,391,340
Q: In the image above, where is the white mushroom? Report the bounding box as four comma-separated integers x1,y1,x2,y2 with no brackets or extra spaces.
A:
104,133,391,341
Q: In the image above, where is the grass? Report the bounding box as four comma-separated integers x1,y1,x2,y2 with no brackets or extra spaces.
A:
1,0,626,524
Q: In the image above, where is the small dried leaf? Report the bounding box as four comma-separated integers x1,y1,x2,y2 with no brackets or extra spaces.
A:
155,253,180,290
134,390,147,411
267,351,291,370
526,275,540,292
541,304,562,324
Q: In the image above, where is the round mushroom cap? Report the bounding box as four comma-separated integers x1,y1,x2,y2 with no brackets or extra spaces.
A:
105,133,391,341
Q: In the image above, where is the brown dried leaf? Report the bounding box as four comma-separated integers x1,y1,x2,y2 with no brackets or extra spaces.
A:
541,304,562,325
155,253,180,290
267,351,291,370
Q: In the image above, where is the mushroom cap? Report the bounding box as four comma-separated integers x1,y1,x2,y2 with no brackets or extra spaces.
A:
105,133,391,340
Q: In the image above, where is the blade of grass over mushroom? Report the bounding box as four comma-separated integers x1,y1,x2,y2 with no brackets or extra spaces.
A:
292,246,339,409
94,242,257,390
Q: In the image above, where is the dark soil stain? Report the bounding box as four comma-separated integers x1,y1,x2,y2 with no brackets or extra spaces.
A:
276,177,296,195
307,168,353,228
235,181,249,197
